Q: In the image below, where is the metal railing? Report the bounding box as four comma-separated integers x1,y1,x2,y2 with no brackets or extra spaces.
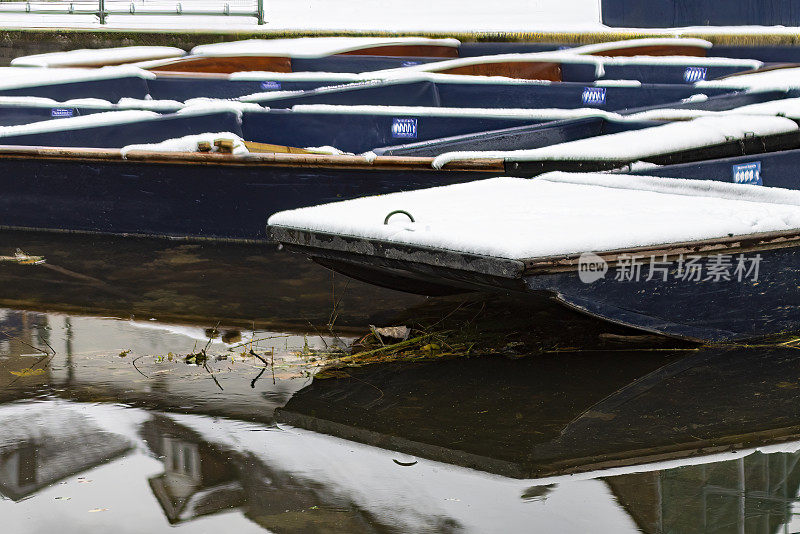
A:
0,0,265,24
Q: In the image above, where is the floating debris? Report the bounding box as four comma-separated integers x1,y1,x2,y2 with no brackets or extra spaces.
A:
0,248,45,265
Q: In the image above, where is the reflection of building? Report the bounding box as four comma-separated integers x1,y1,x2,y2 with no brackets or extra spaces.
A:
608,451,800,534
0,404,131,501
143,417,245,524
142,416,396,533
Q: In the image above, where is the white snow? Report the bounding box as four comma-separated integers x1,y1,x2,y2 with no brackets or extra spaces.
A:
0,66,154,91
696,67,800,91
176,97,264,115
115,96,183,111
569,37,713,54
290,103,623,120
268,173,800,260
627,97,800,121
228,70,361,82
120,131,248,157
593,79,641,87
432,115,798,167
0,109,159,137
10,46,185,68
189,36,460,58
0,96,116,108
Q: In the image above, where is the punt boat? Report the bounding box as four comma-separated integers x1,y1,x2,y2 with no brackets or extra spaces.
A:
244,77,737,111
0,112,794,242
0,104,652,154
267,172,800,342
143,52,764,102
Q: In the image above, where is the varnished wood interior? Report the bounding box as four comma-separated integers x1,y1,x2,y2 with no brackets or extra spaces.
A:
337,45,459,58
436,61,562,81
146,55,292,74
0,144,504,172
589,45,707,57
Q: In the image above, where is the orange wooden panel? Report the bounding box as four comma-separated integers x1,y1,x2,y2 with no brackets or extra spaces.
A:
436,61,562,81
589,45,707,57
145,55,293,74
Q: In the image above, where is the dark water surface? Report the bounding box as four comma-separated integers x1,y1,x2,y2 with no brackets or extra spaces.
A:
1,231,799,533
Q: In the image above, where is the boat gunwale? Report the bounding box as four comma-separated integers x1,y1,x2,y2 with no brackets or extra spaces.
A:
0,144,504,171
269,224,800,279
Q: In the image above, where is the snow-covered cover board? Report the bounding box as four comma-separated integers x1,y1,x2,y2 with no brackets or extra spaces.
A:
0,110,160,137
567,37,712,54
0,96,263,114
697,67,800,91
627,97,800,121
432,115,798,167
268,173,800,260
0,66,155,91
10,46,186,68
189,37,461,58
290,104,624,120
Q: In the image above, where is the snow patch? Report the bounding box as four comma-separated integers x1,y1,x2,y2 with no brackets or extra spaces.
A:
0,65,155,92
11,46,185,68
120,131,248,157
432,115,798,167
190,37,460,59
0,109,159,138
290,104,623,120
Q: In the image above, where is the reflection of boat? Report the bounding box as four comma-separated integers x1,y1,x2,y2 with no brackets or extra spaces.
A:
3,343,800,532
276,345,800,479
0,231,426,328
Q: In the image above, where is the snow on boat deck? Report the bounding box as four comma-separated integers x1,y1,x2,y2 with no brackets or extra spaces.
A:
267,173,800,260
0,66,154,91
189,37,461,58
432,115,799,168
10,46,186,68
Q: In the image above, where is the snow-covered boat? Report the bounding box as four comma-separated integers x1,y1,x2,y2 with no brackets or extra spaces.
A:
130,37,461,74
0,112,795,242
243,76,740,112
267,172,800,341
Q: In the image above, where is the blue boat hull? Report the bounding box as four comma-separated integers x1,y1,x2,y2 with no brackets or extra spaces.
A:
632,148,800,190
252,79,734,112
602,0,800,27
269,229,800,342
0,156,491,240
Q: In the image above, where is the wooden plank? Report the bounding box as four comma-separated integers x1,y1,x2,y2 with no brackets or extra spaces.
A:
0,144,504,172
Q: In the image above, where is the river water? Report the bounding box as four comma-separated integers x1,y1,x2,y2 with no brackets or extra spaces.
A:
0,230,799,533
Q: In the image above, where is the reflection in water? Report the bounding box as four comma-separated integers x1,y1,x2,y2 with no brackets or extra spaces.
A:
0,301,799,531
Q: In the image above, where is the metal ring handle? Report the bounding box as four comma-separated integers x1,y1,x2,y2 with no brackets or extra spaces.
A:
384,210,415,225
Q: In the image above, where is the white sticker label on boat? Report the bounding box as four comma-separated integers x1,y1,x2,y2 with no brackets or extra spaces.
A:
732,162,762,185
260,81,281,90
391,118,418,138
51,108,74,118
684,66,708,83
582,87,606,106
